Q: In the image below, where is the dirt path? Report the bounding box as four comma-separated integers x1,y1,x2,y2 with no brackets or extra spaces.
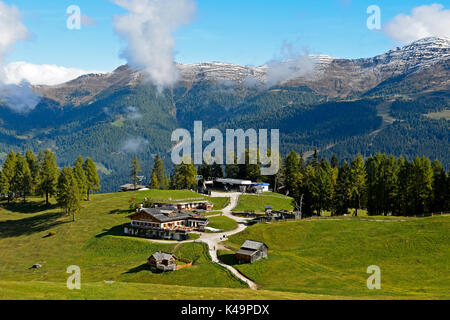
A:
145,192,258,290
201,193,258,290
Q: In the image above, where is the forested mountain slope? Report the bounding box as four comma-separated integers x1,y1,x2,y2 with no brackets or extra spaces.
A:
0,37,448,192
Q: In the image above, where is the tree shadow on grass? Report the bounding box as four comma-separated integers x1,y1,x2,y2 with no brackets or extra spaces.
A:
1,201,59,214
109,209,131,215
95,225,125,238
0,211,70,238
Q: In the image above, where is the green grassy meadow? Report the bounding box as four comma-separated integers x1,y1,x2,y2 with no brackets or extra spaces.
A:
0,191,245,294
0,190,448,300
219,216,450,299
206,216,238,232
233,193,294,213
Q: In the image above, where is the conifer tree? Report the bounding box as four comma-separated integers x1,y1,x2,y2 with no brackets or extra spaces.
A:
284,151,301,196
0,170,9,200
39,150,58,206
57,167,81,222
25,150,40,195
349,154,367,216
83,158,100,200
150,171,159,190
130,155,141,189
13,153,32,203
73,156,87,198
172,157,197,190
410,156,433,215
1,152,16,203
151,155,168,189
431,160,447,213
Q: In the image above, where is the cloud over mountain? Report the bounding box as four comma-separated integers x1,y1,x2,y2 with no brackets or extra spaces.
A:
0,1,41,113
112,0,197,88
384,4,450,44
2,61,105,86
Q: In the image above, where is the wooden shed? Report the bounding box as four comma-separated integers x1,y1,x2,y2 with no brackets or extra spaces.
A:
147,252,177,272
235,240,269,264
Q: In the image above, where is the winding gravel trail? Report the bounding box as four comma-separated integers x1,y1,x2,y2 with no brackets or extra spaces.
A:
201,193,258,290
145,192,258,290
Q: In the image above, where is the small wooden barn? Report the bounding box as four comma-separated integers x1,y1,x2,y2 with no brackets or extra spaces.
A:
147,252,177,272
235,240,269,264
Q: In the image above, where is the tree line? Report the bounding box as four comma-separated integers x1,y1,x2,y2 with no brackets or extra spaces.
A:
0,150,100,221
283,151,449,217
131,150,449,217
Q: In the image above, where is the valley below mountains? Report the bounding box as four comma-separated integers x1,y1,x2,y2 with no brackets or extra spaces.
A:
0,37,449,192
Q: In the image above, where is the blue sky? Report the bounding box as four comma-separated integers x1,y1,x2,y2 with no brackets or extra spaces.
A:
5,0,450,72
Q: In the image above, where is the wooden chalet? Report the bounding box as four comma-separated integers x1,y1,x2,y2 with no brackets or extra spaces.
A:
147,252,177,272
153,200,214,211
124,208,209,241
235,240,269,264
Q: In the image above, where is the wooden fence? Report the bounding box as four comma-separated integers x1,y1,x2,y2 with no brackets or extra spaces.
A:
176,258,193,270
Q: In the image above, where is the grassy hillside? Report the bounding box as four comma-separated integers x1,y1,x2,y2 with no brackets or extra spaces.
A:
0,190,244,291
0,280,358,300
207,216,238,232
219,216,450,299
233,193,294,213
1,190,448,300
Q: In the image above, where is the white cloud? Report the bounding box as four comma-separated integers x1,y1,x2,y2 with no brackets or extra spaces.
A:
121,137,149,153
384,4,450,44
0,2,28,69
0,82,42,113
112,0,197,88
0,1,42,113
265,41,315,87
2,61,105,86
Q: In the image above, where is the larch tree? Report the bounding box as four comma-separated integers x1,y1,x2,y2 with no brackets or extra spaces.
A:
349,154,367,217
151,155,168,189
0,170,9,200
2,151,17,203
284,151,302,196
57,167,81,222
149,171,159,190
83,158,100,200
73,156,87,198
25,150,40,195
39,150,59,206
431,160,447,213
410,156,433,215
130,155,141,189
332,161,352,216
13,153,32,203
172,157,197,190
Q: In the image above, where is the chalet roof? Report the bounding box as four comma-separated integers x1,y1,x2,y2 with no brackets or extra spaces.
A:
236,249,258,257
121,184,147,190
240,240,269,251
216,178,253,185
155,200,213,205
150,252,176,261
139,208,191,223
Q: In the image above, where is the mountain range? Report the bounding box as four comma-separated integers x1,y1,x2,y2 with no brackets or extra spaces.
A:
0,37,449,192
